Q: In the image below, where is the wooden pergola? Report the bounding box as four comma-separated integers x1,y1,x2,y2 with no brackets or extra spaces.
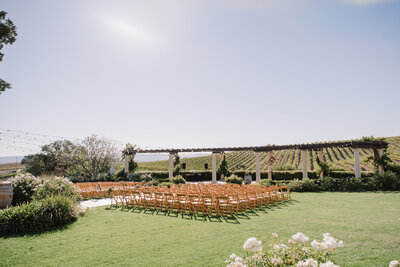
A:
123,140,387,183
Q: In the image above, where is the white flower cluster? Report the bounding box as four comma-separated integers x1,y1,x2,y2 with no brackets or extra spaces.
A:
273,243,288,250
296,259,339,267
296,258,318,267
270,256,283,266
389,260,399,267
292,232,310,243
320,261,340,267
227,254,245,267
311,233,344,250
226,232,346,267
243,237,262,252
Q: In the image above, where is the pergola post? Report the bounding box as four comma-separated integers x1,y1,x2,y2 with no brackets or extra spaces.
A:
353,148,361,178
318,150,324,178
255,152,261,183
301,150,308,179
212,152,217,184
377,149,384,174
124,154,131,174
220,152,225,179
169,153,174,179
267,152,272,180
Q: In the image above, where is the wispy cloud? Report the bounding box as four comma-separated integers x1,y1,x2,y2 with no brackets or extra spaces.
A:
343,0,398,5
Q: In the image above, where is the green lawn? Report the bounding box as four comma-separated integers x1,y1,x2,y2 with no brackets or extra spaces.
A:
1,192,400,266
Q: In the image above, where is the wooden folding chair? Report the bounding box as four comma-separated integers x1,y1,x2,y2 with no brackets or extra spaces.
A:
228,193,240,214
143,191,156,210
237,191,250,212
201,194,216,216
177,193,190,214
216,195,232,217
280,186,291,200
245,191,258,209
188,194,203,215
110,188,123,207
164,192,178,212
154,192,167,211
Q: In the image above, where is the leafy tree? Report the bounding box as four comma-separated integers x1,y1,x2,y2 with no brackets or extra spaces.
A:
22,140,78,176
42,140,78,174
121,143,139,174
0,11,17,95
217,156,230,179
362,136,391,173
173,154,182,177
22,135,118,179
71,135,118,179
128,159,138,173
315,156,331,178
22,153,55,176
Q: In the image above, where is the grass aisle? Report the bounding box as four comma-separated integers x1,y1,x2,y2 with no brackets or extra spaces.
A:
1,192,400,266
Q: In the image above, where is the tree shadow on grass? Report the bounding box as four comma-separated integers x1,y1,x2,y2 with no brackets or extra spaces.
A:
0,220,77,239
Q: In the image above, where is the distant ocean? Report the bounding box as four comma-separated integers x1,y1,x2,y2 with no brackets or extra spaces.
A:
135,153,209,163
0,156,25,164
0,153,209,164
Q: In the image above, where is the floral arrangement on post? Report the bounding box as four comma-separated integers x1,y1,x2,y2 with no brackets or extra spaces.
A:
226,232,344,267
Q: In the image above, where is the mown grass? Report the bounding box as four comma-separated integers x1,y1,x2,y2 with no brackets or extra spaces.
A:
1,192,399,266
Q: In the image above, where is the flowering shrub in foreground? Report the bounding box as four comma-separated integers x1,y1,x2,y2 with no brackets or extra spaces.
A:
10,173,41,205
34,176,81,202
389,260,399,267
226,232,344,267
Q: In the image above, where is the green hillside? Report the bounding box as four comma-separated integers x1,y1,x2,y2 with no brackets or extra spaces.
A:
138,136,400,172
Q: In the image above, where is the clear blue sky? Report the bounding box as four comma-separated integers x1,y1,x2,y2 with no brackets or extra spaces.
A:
0,0,399,156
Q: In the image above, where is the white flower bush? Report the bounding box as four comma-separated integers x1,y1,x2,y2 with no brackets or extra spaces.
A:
292,232,310,243
243,237,263,252
389,260,399,267
9,173,41,205
226,232,344,267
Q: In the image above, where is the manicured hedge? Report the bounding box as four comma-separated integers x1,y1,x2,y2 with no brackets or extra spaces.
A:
0,195,79,236
263,173,400,193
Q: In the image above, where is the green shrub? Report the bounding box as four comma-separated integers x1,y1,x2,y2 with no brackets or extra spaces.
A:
288,179,320,192
140,173,153,182
342,177,365,191
10,173,41,205
170,175,186,184
149,179,159,186
34,177,81,202
260,179,273,186
319,177,340,191
387,163,400,177
160,182,172,187
217,157,231,179
225,175,243,185
125,172,140,181
0,195,79,236
360,177,375,191
371,173,400,190
329,171,373,178
115,169,126,180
